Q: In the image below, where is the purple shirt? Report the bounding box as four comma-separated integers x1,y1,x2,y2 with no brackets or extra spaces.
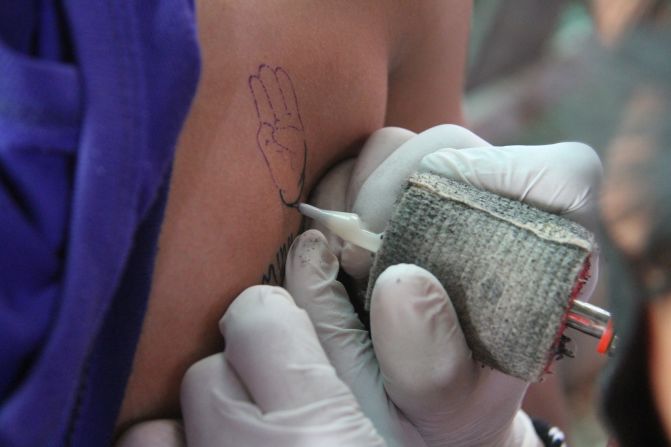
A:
0,1,200,445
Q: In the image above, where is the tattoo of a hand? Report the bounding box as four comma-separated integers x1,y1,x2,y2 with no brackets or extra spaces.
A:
249,64,307,207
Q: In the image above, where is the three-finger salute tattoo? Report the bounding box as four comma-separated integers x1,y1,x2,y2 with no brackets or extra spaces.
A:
248,64,307,207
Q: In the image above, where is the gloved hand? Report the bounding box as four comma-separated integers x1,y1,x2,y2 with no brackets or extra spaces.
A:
304,124,602,446
168,125,599,447
179,282,389,447
310,124,602,298
285,230,542,447
160,228,544,447
308,125,490,277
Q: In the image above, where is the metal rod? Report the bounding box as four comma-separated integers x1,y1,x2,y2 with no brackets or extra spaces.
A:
566,300,617,356
570,300,611,325
566,300,609,337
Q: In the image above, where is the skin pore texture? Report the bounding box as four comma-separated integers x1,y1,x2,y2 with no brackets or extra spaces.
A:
117,0,470,430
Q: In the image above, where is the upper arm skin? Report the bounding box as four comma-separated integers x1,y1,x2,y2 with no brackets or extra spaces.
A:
117,0,389,429
117,0,471,431
386,0,472,130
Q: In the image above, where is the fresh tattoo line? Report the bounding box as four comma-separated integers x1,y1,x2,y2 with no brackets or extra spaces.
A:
248,64,307,207
261,233,295,285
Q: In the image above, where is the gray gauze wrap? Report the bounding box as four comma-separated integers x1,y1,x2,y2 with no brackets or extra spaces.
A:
365,172,595,382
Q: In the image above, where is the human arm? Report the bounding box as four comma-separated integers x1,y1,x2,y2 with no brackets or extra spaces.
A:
117,117,606,445
118,0,473,428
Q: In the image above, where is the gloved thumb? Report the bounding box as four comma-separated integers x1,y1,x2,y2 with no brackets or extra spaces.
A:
344,125,490,279
220,285,353,413
284,231,427,446
369,264,474,416
180,284,386,447
370,264,530,446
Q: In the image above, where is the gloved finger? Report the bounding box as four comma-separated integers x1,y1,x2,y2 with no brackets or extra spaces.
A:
308,158,356,256
344,125,490,278
284,230,372,382
418,142,602,231
182,353,385,447
219,285,353,413
284,230,426,446
370,264,529,443
369,264,473,415
353,124,490,234
345,127,417,210
182,354,255,446
308,128,414,260
419,142,603,301
115,420,186,447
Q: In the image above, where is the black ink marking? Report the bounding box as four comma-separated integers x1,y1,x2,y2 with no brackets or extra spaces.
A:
554,334,575,360
249,64,307,207
261,233,295,285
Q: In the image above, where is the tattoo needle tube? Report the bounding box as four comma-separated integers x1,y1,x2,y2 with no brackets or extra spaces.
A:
298,203,383,252
298,202,617,356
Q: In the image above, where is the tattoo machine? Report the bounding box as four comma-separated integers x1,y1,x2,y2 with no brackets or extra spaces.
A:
299,172,616,382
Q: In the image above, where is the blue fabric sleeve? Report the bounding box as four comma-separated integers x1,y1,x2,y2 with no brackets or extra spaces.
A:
0,1,201,445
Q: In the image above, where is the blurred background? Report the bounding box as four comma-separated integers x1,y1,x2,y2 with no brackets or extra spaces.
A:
465,1,670,445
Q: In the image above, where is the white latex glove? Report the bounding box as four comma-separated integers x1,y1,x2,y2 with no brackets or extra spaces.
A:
310,125,601,293
417,138,602,302
306,124,601,446
115,420,186,447
309,125,490,278
180,284,386,447
285,230,542,447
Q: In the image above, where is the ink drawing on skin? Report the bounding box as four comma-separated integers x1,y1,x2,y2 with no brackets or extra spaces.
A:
249,64,307,207
261,233,295,285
